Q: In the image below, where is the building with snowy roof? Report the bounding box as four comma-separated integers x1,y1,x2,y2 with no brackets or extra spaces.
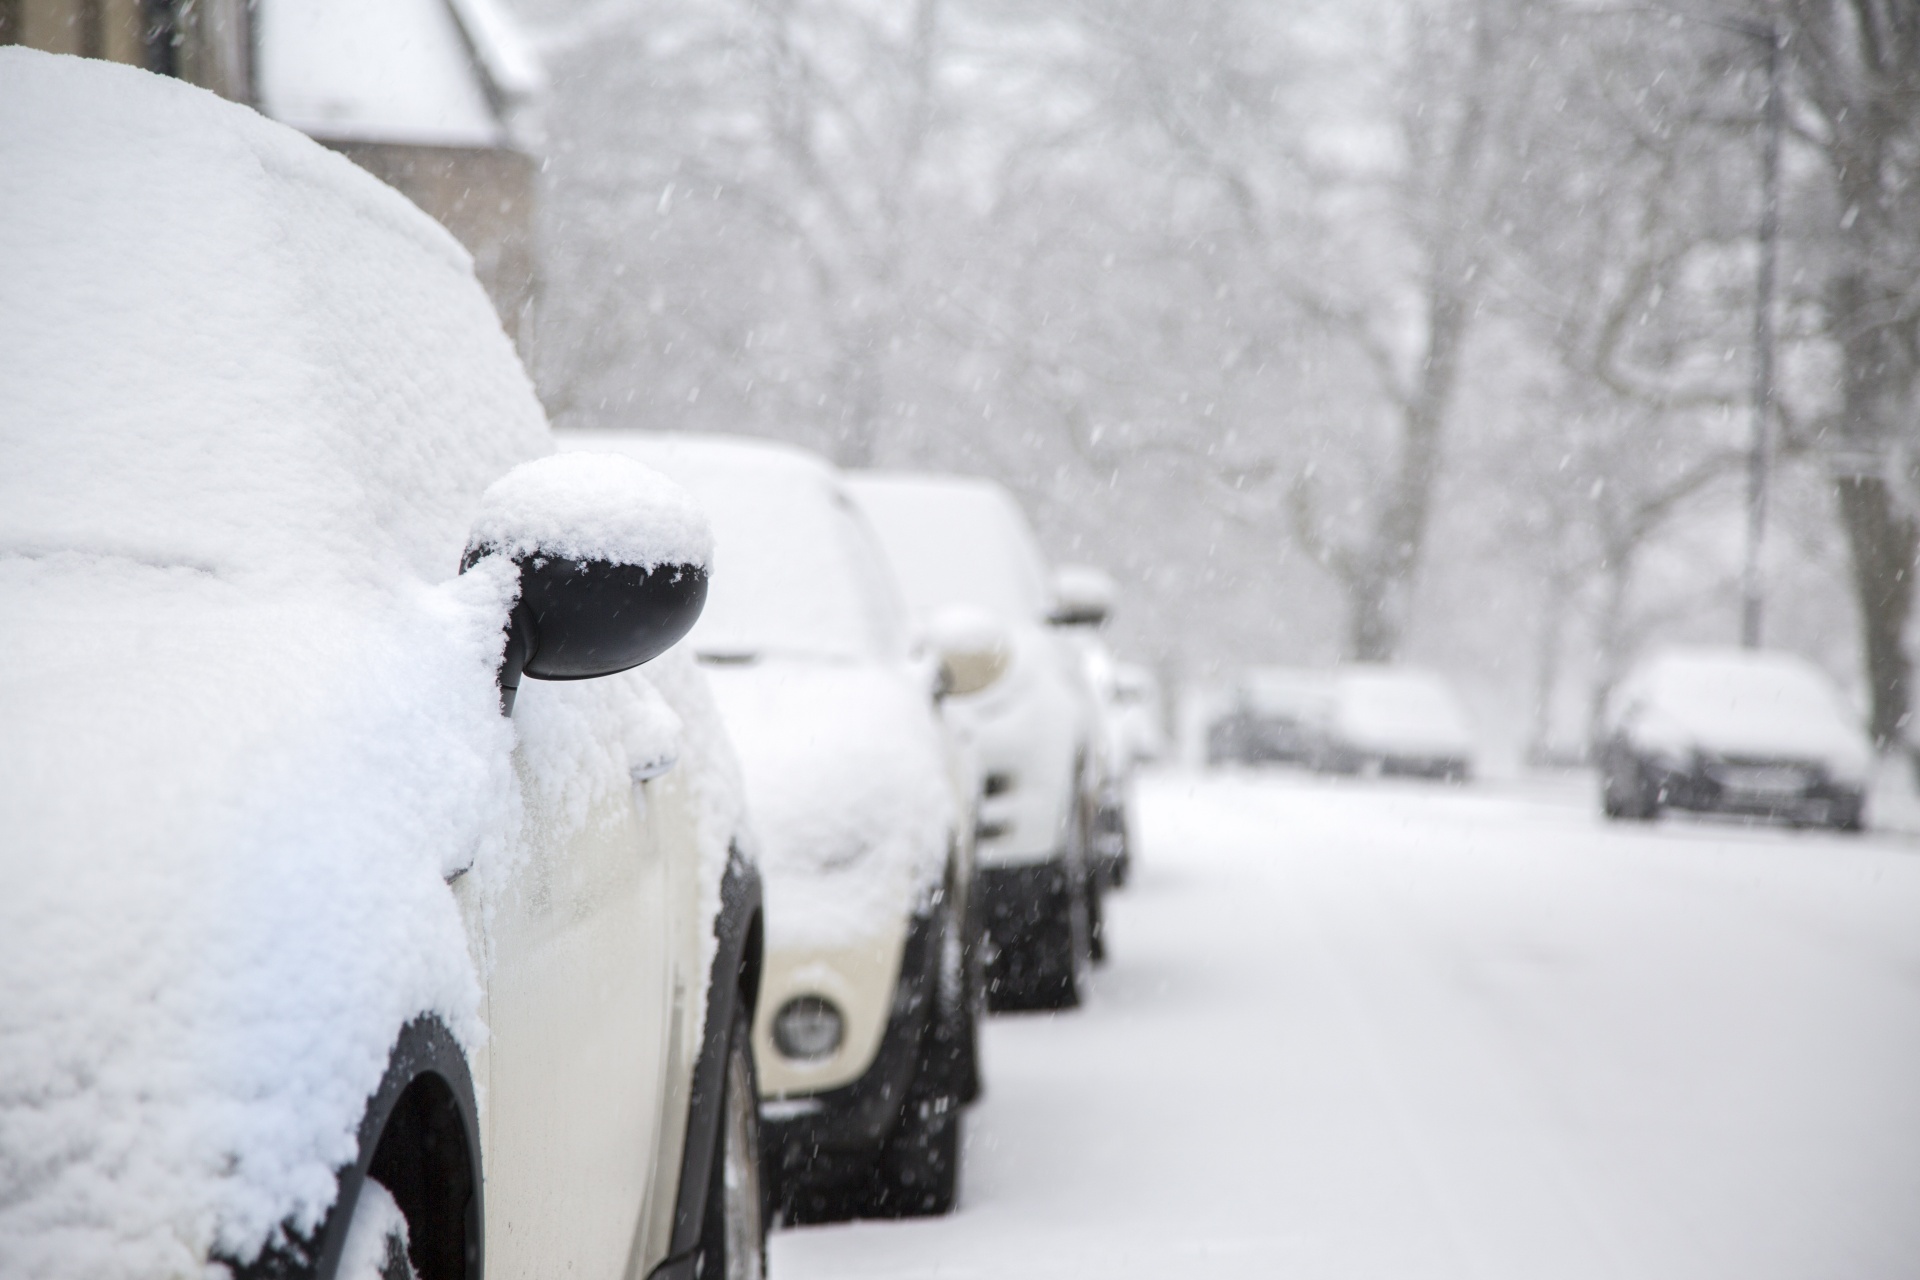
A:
1,0,543,352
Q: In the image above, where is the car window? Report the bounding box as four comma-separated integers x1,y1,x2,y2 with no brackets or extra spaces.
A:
834,494,910,661
851,479,1052,624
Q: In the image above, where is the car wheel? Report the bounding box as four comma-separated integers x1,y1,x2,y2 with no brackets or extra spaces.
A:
871,1094,962,1218
1828,792,1867,833
699,1003,766,1280
1602,752,1658,821
336,1179,416,1280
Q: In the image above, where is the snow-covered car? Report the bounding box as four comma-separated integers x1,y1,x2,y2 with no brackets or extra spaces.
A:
1208,667,1334,767
1064,614,1140,889
848,474,1106,1010
1312,666,1475,781
0,54,766,1280
1110,662,1167,767
564,434,1000,1222
1600,647,1872,829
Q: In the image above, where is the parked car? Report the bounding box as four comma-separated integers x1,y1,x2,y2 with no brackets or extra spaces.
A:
0,52,763,1280
1313,666,1475,781
1600,647,1872,830
848,473,1109,1010
570,434,1002,1223
1110,662,1168,767
1208,667,1333,766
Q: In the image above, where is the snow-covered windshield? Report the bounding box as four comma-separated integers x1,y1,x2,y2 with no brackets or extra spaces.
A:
1333,669,1472,748
847,475,1051,626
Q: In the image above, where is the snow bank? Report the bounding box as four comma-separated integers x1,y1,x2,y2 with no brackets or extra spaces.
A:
468,451,712,570
0,51,701,1278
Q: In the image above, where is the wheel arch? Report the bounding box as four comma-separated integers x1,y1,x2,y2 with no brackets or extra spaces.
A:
229,1015,481,1280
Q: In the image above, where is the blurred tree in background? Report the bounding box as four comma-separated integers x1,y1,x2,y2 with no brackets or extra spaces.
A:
521,0,1915,760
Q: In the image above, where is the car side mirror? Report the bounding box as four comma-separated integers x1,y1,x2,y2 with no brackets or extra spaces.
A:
923,605,1011,699
1048,564,1115,627
461,453,712,715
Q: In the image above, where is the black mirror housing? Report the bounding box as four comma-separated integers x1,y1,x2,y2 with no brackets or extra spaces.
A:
462,547,708,715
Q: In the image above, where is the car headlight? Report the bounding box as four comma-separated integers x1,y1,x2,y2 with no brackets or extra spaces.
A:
772,996,844,1060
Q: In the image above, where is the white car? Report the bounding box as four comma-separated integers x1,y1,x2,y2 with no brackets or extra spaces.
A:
1601,647,1873,829
0,53,764,1280
565,434,1000,1222
1313,666,1476,781
848,474,1106,1010
1110,662,1168,768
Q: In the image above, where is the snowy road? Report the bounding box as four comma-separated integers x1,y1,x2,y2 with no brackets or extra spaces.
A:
771,769,1920,1279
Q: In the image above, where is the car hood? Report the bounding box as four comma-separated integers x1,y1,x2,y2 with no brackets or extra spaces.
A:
0,553,520,1276
703,659,953,951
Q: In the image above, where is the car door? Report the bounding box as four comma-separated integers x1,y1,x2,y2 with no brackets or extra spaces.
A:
469,737,677,1276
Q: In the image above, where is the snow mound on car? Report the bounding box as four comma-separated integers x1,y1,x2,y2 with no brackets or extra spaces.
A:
0,50,693,1279
707,661,954,950
469,452,714,569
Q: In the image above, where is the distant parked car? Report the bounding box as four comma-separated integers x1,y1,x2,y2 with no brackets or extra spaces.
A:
1066,618,1140,889
1208,668,1332,766
572,433,1001,1222
1110,662,1167,766
849,473,1107,1010
1314,666,1475,781
1,55,764,1280
1600,647,1872,830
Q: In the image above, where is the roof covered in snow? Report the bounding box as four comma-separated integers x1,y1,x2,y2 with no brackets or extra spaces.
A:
0,50,563,1276
255,0,544,148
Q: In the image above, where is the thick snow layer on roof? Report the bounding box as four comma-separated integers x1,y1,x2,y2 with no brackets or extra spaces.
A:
558,432,906,663
1622,647,1871,770
1330,667,1475,757
0,51,690,1277
468,452,713,569
256,0,506,147
704,660,953,951
847,472,1053,626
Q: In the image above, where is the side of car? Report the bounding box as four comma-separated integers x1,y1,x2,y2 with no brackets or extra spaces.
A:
0,58,768,1280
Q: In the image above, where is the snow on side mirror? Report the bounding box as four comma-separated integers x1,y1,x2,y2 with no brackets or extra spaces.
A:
1048,564,1115,628
462,453,713,715
925,605,1012,699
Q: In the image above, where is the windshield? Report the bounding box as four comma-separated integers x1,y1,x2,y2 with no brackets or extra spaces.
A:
848,475,1051,625
631,446,904,662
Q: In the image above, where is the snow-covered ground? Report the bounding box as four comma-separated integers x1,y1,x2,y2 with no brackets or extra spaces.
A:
772,768,1920,1279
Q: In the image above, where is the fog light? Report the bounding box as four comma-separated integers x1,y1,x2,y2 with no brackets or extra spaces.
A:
772,996,844,1061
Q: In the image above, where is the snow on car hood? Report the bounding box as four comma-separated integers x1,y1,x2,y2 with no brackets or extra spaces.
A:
0,51,695,1278
704,659,953,951
1624,650,1873,777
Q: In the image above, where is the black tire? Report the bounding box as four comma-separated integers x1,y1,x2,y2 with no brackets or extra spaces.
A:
1601,752,1658,821
698,1003,766,1280
870,1095,961,1218
867,890,967,1218
1829,792,1867,832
